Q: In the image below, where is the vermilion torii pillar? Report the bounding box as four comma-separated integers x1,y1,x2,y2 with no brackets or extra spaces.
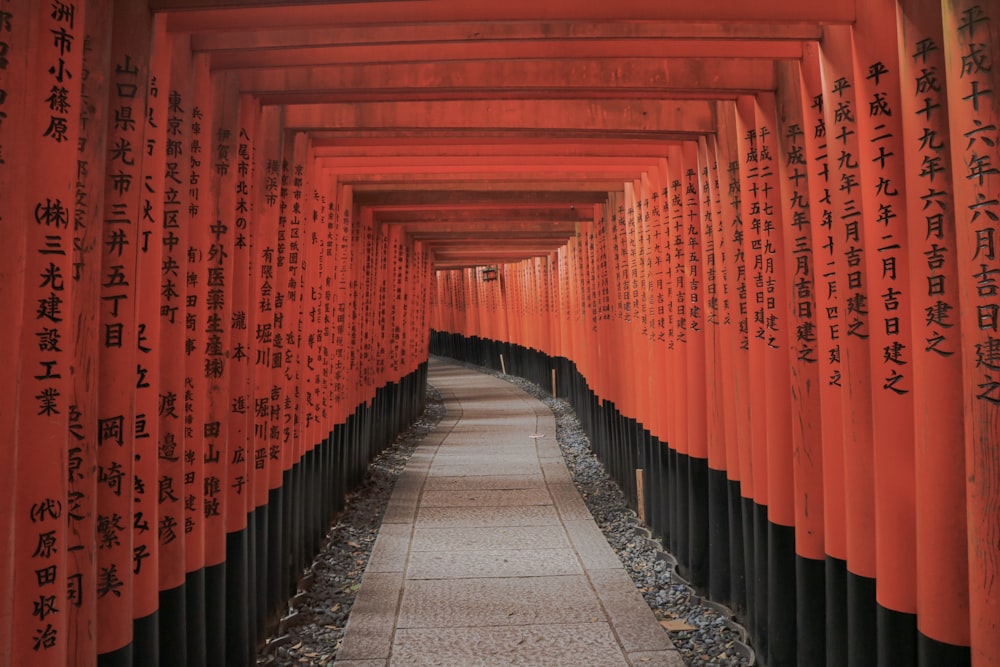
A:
11,2,84,665
897,0,971,663
943,2,1000,665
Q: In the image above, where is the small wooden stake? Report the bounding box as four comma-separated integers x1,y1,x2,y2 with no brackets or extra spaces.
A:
636,469,646,524
551,368,557,396
500,353,506,375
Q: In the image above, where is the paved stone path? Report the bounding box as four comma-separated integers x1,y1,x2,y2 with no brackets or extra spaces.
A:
335,357,685,666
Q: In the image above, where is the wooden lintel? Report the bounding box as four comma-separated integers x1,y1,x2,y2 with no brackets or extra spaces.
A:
186,20,822,52
154,0,856,31
204,39,802,70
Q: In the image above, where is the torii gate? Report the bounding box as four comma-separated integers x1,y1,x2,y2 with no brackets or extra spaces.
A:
0,1,996,665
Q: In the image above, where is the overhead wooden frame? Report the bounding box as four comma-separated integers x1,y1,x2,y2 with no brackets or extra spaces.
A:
147,0,849,268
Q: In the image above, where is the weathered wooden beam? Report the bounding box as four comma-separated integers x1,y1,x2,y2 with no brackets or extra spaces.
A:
351,190,610,206
153,0,856,29
405,229,577,240
306,128,702,142
316,156,659,175
310,139,680,163
373,209,589,223
284,99,715,133
237,59,777,104
187,20,821,51
331,172,643,185
203,38,802,69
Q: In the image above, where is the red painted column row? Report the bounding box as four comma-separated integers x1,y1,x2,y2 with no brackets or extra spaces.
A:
2,5,436,665
429,5,999,664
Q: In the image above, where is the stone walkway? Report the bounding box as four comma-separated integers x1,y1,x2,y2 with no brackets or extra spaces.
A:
335,357,685,666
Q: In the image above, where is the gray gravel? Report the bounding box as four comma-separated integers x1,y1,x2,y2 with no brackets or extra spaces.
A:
258,361,754,666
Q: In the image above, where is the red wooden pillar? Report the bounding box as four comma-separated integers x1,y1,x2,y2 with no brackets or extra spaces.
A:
682,141,710,591
284,132,309,601
647,162,671,448
132,15,169,661
182,52,214,666
65,2,112,663
849,2,922,661
97,1,153,660
708,127,746,611
774,54,828,667
752,93,799,667
268,131,294,616
644,163,672,551
0,1,26,661
330,182,353,430
896,1,972,662
941,2,1000,665
797,41,851,665
819,26,879,666
10,2,85,664
250,104,282,631
199,70,240,667
734,95,770,652
623,181,644,423
714,102,752,617
222,91,257,665
699,135,732,605
665,145,691,570
634,174,655,436
201,79,239,647
157,27,192,665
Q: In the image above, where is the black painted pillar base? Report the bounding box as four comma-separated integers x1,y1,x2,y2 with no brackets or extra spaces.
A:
917,632,971,667
877,604,917,667
847,569,877,667
160,582,187,666
752,502,769,662
767,521,796,667
688,455,709,590
97,642,133,667
185,567,207,667
707,467,730,604
727,481,747,619
134,610,159,667
206,561,226,666
796,554,826,667
226,528,251,666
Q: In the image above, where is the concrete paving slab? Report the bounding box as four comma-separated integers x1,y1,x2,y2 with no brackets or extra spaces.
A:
406,547,582,579
427,462,541,477
381,494,418,525
389,624,630,667
418,487,553,508
564,518,626,570
396,575,603,628
415,505,562,528
547,482,595,520
427,455,539,467
421,474,545,491
410,525,570,552
539,459,572,483
336,572,403,661
588,568,676,653
365,523,411,573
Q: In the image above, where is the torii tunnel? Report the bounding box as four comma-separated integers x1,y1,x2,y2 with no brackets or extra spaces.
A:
1,0,998,665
